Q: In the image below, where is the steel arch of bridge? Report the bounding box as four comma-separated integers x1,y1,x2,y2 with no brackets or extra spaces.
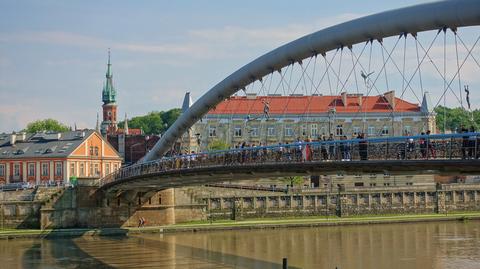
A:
144,0,480,162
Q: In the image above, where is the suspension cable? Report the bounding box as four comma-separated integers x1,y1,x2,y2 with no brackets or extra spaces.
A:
414,35,424,97
454,29,464,109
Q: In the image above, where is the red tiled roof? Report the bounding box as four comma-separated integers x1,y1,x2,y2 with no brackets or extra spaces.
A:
208,95,420,115
117,128,143,135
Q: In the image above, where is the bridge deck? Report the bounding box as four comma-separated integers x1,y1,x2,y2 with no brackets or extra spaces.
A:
100,133,480,191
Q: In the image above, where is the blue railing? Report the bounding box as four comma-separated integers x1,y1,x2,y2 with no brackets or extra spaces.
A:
99,132,480,187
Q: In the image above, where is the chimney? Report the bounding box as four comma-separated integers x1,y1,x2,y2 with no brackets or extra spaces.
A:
246,93,257,100
341,92,347,107
357,94,363,106
10,133,16,145
17,132,27,141
384,90,396,108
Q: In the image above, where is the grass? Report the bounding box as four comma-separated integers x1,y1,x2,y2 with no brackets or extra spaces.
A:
1,212,480,238
171,212,480,228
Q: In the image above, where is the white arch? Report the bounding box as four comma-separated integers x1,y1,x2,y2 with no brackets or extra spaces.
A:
144,0,480,161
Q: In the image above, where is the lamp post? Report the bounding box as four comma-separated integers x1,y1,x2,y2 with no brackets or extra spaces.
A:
328,107,336,136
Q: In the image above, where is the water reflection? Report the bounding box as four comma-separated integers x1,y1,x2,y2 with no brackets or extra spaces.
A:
0,220,478,268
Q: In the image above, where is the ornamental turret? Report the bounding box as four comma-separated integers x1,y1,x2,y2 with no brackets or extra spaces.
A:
100,49,118,136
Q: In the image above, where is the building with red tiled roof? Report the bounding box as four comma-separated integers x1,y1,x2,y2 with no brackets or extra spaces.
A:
191,91,436,150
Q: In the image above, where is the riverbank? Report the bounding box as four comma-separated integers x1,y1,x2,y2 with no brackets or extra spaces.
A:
1,212,480,240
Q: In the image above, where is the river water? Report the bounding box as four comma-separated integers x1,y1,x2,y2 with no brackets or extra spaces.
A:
1,220,479,269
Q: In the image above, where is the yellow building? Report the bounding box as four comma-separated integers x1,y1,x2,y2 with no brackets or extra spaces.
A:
0,130,122,185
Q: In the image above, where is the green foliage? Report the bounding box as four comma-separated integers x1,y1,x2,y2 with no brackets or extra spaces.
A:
118,108,181,135
434,106,480,132
25,119,69,133
207,139,230,151
281,176,305,187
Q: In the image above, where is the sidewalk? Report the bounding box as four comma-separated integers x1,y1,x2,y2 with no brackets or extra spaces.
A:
1,212,479,240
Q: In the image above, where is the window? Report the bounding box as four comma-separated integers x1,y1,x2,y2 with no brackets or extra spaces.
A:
311,124,318,137
208,126,216,137
336,124,343,136
353,126,360,135
28,163,35,177
94,147,99,156
381,126,389,136
384,183,391,186
250,126,259,137
79,163,85,176
301,125,307,136
370,183,377,187
89,146,94,155
70,163,75,177
368,126,375,136
354,182,364,187
234,126,242,137
404,125,412,135
55,162,62,177
285,125,294,137
0,164,4,177
14,164,20,176
94,163,100,176
267,126,276,137
42,163,49,176
114,164,118,171
106,163,110,175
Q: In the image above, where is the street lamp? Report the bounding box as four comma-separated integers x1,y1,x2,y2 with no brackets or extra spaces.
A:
328,107,336,136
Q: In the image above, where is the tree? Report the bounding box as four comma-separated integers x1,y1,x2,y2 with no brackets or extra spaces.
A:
434,106,479,132
281,176,305,187
207,139,229,151
24,119,69,133
118,108,181,135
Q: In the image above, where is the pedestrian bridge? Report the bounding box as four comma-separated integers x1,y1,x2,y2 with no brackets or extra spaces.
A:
98,1,480,192
99,133,480,191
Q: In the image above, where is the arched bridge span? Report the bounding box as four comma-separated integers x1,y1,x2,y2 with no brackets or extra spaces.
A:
144,0,480,161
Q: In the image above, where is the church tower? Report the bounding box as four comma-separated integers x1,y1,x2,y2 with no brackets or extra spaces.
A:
101,49,118,136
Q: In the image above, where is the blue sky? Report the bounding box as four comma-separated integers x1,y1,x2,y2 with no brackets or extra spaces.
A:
0,0,475,132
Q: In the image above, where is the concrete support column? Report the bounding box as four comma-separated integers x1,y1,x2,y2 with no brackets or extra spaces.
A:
314,195,318,211
49,161,54,181
22,162,27,182
5,163,9,184
413,192,417,206
356,194,360,206
35,162,40,184
367,193,372,208
380,193,384,205
436,191,446,214
401,192,405,206
253,197,257,209
452,191,456,204
301,196,305,210
264,197,269,213
220,198,225,210
290,196,293,209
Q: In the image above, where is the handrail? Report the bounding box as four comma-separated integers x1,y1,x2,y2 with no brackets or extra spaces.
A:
99,132,480,188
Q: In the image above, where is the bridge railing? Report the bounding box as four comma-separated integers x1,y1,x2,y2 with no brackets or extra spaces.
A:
99,132,480,188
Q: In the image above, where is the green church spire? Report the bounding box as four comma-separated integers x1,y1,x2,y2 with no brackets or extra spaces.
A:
102,49,116,105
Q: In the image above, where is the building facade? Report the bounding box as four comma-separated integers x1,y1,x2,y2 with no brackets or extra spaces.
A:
0,130,122,185
191,91,435,151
